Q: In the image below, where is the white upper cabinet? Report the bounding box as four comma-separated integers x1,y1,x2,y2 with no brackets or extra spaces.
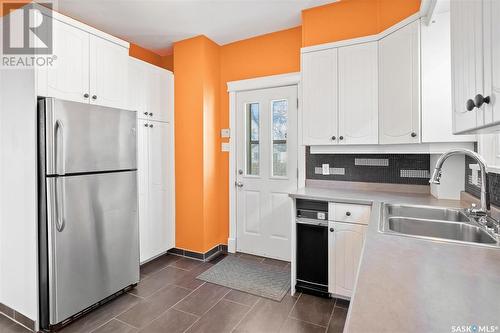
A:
38,18,90,104
451,0,500,133
338,42,378,144
421,12,476,143
450,0,484,133
36,10,129,109
379,20,420,144
89,35,128,109
128,58,148,116
302,48,338,145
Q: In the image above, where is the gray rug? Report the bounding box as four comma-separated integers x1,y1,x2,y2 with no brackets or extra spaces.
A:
197,256,291,301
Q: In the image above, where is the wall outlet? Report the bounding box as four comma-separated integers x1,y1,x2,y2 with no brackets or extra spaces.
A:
221,128,231,138
470,163,480,185
322,164,330,175
221,142,230,152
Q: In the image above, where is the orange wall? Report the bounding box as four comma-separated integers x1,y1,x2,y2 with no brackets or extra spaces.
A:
129,43,174,71
302,0,420,47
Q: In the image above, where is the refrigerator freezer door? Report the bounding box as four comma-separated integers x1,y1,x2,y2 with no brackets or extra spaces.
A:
46,171,139,324
43,98,137,175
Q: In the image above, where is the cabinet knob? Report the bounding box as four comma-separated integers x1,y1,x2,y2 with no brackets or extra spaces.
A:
339,136,344,140
149,112,153,116
329,228,334,232
466,99,476,111
411,132,417,138
144,112,148,115
331,136,336,141
474,94,491,108
92,95,97,100
149,124,153,128
144,123,148,127
83,93,89,98
346,211,351,216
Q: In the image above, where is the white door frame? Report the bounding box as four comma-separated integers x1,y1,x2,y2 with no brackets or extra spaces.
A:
227,72,304,253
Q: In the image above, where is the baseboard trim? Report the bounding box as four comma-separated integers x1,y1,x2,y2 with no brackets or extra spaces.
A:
227,238,236,253
0,303,36,331
167,244,228,262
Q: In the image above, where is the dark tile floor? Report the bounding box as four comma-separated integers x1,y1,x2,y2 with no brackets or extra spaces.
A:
0,253,348,333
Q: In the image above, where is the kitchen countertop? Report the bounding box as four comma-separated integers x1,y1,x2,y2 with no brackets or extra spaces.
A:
290,187,500,333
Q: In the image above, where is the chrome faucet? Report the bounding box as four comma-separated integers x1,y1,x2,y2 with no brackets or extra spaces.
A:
429,149,490,216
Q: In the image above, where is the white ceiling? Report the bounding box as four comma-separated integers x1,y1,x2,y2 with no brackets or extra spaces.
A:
54,0,336,55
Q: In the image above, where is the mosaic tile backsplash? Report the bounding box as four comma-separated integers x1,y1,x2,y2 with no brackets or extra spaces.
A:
464,155,500,207
306,147,431,185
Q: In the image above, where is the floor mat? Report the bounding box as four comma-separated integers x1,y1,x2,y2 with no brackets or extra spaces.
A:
197,255,290,301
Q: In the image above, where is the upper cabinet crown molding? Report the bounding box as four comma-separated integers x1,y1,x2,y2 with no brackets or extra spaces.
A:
33,3,129,48
300,12,421,54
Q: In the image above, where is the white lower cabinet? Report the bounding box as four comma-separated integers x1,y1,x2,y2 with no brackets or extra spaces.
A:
138,119,175,263
328,221,366,298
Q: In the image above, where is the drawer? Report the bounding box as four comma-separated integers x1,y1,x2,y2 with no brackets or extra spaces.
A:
329,203,371,225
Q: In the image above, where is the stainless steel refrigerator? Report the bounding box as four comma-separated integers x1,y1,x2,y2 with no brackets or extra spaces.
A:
38,98,140,330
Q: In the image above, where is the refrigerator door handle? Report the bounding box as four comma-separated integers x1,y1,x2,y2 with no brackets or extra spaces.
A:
55,178,65,232
55,120,65,175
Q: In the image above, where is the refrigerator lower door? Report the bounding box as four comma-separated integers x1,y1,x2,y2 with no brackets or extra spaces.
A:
46,171,139,325
42,98,137,175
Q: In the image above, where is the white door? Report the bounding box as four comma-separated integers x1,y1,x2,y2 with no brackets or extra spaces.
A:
137,120,151,263
379,20,420,144
236,86,298,261
483,0,500,125
148,121,174,256
89,35,128,109
338,42,378,144
328,221,366,298
42,18,90,103
301,49,338,145
450,0,484,133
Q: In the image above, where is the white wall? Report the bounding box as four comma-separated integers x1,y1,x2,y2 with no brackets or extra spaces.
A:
0,67,39,321
430,154,465,200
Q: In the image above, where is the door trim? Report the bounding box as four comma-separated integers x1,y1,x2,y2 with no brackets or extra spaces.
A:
227,72,303,254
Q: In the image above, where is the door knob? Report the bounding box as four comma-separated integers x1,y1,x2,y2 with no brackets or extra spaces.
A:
235,181,244,188
466,99,476,111
474,94,491,108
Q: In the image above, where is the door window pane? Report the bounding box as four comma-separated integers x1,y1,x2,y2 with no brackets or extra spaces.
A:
247,103,260,175
272,100,288,177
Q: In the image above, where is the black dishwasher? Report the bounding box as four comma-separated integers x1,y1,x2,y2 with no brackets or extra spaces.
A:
296,199,329,297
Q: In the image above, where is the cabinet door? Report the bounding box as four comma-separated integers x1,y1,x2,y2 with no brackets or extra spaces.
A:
148,121,174,256
137,120,151,263
40,18,90,103
451,0,484,133
89,35,128,109
483,0,500,125
328,222,366,298
128,58,148,117
338,42,378,144
302,49,338,145
148,67,173,123
379,21,420,144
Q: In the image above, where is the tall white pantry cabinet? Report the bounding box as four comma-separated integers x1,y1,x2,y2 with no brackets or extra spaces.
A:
129,58,175,263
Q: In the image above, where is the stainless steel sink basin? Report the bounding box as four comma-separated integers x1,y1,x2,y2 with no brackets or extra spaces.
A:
380,204,499,246
387,217,497,244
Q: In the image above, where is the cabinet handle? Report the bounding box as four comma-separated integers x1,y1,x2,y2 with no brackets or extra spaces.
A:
329,228,334,232
149,112,153,117
144,123,148,127
92,95,97,100
83,93,89,98
411,132,417,138
345,211,351,216
466,99,476,111
144,112,148,116
149,124,153,128
339,136,344,140
331,136,336,141
474,94,491,108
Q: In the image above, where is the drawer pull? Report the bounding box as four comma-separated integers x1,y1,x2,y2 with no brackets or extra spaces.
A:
346,211,351,216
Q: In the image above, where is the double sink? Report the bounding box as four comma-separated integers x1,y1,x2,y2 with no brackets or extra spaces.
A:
380,204,499,246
